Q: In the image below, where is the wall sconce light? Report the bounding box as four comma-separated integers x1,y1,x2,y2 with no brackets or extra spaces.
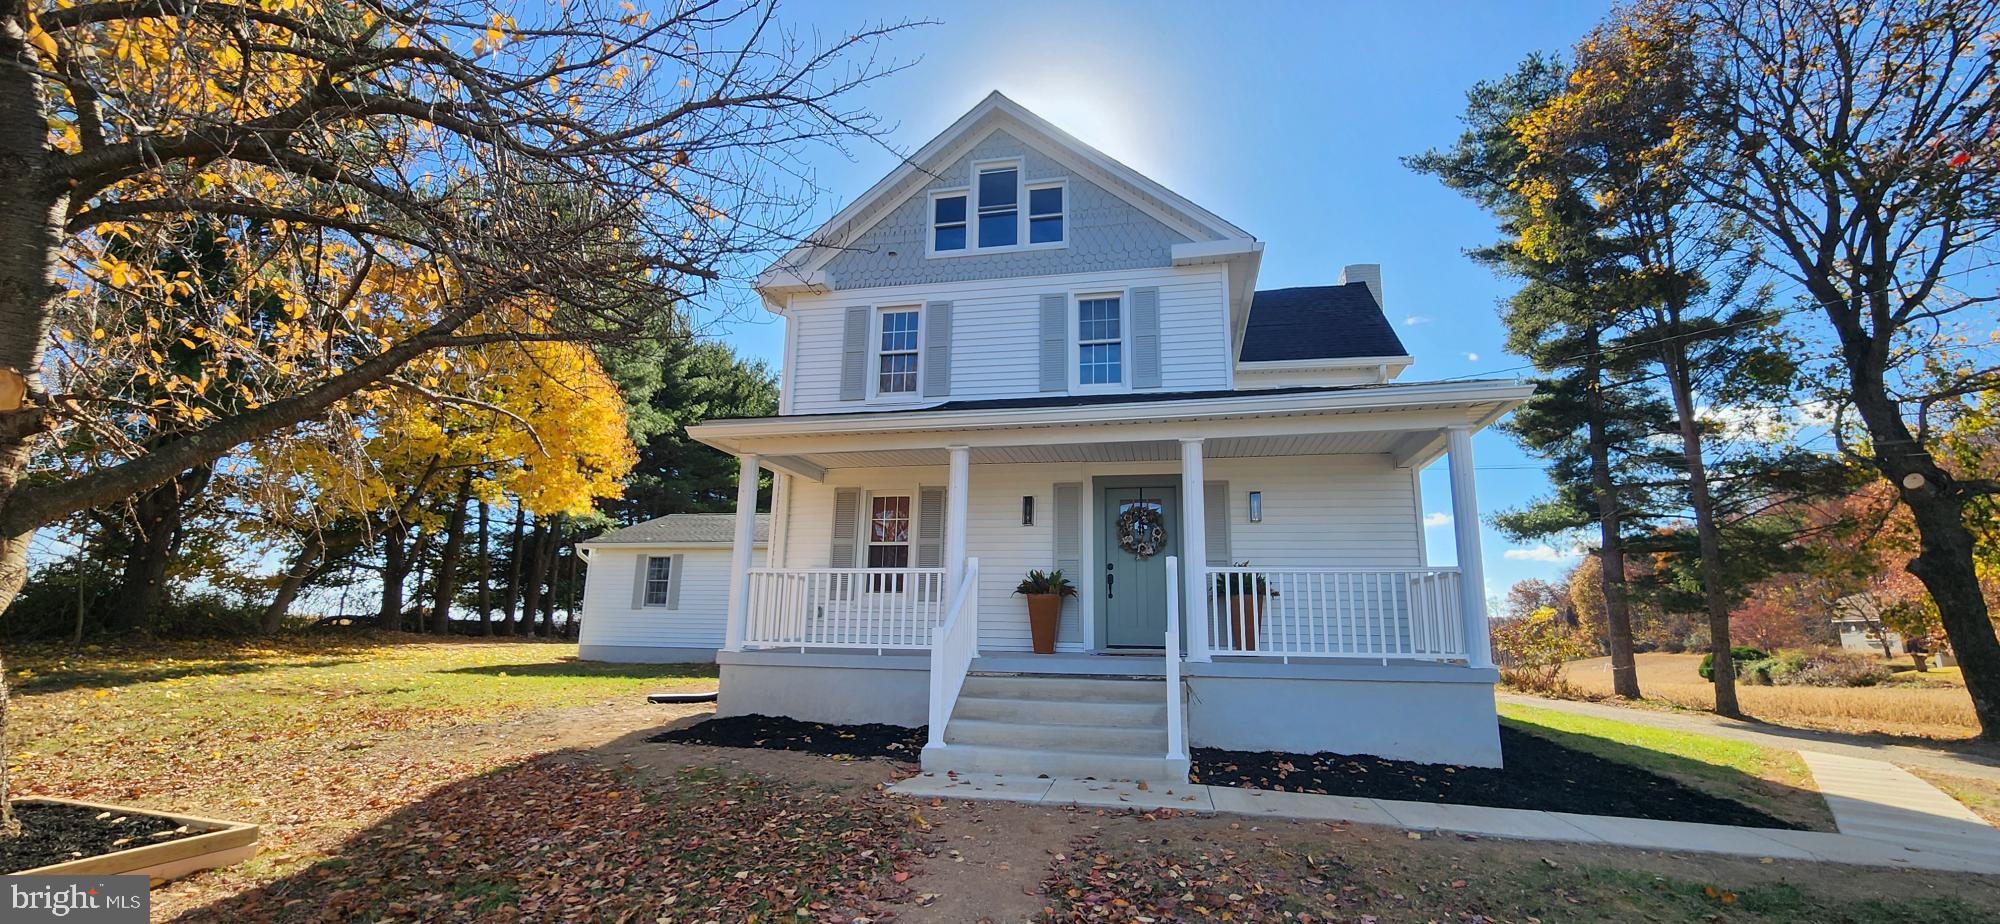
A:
1022,495,1035,526
1248,491,1263,523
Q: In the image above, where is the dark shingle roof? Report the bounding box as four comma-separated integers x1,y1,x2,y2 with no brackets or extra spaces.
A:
592,513,769,545
1239,283,1408,363
712,383,1388,421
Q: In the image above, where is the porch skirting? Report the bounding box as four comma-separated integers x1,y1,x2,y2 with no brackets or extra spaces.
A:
716,650,930,727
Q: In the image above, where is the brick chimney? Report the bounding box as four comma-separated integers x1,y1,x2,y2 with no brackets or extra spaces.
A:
1337,263,1383,309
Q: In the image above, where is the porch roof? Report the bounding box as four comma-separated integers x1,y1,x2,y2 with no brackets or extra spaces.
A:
688,379,1532,481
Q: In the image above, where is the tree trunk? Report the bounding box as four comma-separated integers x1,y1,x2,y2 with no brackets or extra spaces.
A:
262,531,327,634
501,504,524,635
107,465,210,632
477,501,493,636
536,519,560,637
520,516,545,636
1662,345,1740,719
432,473,472,635
378,520,410,630
1583,349,1642,699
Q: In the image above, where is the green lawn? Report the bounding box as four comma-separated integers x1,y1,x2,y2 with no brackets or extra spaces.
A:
1501,702,1833,830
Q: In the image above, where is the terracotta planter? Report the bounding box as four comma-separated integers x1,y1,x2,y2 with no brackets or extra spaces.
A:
1226,593,1268,651
1026,594,1064,653
7,797,258,885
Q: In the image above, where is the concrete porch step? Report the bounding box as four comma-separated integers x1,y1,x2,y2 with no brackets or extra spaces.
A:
959,673,1166,704
921,742,1189,781
953,694,1168,727
943,717,1169,753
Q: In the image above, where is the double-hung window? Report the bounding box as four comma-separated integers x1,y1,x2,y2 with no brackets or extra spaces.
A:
931,192,967,252
877,308,920,396
1028,182,1065,244
867,495,911,591
1077,295,1123,386
976,165,1019,248
642,556,673,607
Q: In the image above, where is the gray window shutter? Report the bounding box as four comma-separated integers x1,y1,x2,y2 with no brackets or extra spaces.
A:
1039,293,1068,391
665,554,684,609
1131,286,1161,389
840,307,869,401
830,488,861,567
1053,483,1082,577
631,555,650,608
1204,481,1230,566
915,487,945,567
922,301,952,398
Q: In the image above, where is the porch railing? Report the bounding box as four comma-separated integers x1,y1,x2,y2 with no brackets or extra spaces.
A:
1202,566,1465,661
926,559,981,751
742,567,947,651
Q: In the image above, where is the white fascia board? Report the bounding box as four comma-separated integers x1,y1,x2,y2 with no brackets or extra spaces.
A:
1171,239,1263,265
577,540,765,552
689,380,1535,448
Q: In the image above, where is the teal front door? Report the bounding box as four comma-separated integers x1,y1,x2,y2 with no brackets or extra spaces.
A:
1099,483,1180,649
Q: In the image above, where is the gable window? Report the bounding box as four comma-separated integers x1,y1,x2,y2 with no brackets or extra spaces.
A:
1028,182,1065,244
977,166,1019,247
932,192,966,252
1077,295,1123,386
877,308,920,395
643,556,673,607
867,494,911,590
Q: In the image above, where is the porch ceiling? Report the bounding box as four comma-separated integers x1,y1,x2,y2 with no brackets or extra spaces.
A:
788,430,1417,470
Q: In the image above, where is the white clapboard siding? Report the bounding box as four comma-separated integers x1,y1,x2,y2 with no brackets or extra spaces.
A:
776,453,1423,653
579,547,766,651
784,265,1229,414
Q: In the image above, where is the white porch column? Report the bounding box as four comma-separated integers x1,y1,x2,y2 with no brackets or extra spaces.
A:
722,453,762,652
1445,427,1494,668
945,445,970,594
1179,438,1211,661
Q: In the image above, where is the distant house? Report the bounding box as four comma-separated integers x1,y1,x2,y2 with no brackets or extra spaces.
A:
1831,595,1904,656
577,514,769,663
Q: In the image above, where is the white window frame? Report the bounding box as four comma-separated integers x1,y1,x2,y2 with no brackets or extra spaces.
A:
926,187,969,255
1026,179,1067,246
1069,290,1131,393
867,304,924,403
926,158,1068,258
863,491,914,592
641,555,673,607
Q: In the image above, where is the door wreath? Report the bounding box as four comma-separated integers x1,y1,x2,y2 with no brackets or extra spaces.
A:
1116,504,1168,559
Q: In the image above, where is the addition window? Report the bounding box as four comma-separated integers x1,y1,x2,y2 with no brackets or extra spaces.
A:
1077,295,1123,386
976,166,1019,248
867,495,912,591
932,192,967,252
643,556,673,607
877,308,920,395
1028,182,1065,244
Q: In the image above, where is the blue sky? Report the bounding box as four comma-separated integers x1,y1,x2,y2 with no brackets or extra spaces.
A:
705,0,1615,604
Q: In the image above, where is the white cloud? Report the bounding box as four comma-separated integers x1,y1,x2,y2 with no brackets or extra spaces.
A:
1423,512,1453,527
1403,315,1432,326
1464,352,1481,362
1504,544,1583,563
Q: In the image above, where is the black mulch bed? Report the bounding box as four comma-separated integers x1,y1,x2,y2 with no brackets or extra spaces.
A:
1192,726,1800,829
1,801,201,873
651,714,925,761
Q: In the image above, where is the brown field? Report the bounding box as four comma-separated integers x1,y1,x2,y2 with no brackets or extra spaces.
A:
1563,652,1981,740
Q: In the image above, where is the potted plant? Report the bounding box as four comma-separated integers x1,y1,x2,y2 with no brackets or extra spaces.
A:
1014,569,1078,654
1211,563,1279,651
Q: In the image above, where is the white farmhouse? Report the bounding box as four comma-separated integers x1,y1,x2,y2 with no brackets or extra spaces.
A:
598,92,1530,777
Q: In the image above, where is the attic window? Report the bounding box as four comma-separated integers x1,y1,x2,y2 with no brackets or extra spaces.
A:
932,193,967,252
1028,183,1065,244
977,166,1019,247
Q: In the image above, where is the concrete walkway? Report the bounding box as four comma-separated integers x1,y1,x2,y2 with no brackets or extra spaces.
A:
888,771,2000,875
1801,750,2000,861
1497,692,2000,782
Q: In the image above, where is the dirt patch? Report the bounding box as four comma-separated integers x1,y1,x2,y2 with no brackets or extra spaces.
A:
651,713,926,761
1,801,200,873
1192,726,1799,829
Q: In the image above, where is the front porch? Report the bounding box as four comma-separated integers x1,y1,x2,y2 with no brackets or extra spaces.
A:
688,381,1531,770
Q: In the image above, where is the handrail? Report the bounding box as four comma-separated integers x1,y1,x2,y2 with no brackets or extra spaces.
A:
1202,565,1467,661
1164,556,1187,764
742,567,947,651
924,557,981,751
